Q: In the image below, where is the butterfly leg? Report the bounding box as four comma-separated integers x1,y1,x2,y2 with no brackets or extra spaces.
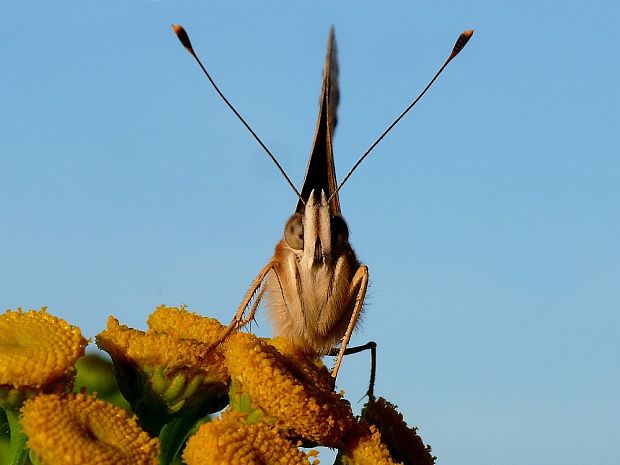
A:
331,264,369,379
329,340,377,400
206,261,275,351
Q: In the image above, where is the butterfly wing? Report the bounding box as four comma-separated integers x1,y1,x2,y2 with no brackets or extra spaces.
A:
296,27,341,216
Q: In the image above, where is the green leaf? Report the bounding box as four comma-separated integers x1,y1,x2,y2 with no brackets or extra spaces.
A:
157,394,228,465
158,414,210,465
4,408,29,465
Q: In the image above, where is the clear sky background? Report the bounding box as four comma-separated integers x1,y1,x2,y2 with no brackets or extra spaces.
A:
2,2,619,464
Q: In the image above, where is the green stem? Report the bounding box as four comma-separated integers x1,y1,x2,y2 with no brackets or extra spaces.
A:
5,408,29,465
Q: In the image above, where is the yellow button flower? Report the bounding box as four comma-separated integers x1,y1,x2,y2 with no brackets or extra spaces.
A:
0,308,87,409
361,397,435,465
96,315,229,418
21,392,159,465
339,424,400,465
224,332,355,447
184,410,318,465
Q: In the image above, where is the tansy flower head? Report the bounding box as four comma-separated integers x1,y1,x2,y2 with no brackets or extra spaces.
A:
96,315,228,422
147,304,227,343
183,410,318,465
21,392,158,465
361,397,435,465
338,423,400,465
224,332,355,447
0,308,87,409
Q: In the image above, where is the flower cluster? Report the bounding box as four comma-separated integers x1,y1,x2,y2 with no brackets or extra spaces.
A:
0,305,433,465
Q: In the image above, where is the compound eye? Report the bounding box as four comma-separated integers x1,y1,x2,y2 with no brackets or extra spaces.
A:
331,215,349,246
284,213,304,250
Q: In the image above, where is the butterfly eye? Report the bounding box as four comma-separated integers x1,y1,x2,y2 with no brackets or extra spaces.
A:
331,215,349,246
284,213,304,250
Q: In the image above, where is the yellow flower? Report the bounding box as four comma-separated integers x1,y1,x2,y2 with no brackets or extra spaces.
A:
21,392,159,465
0,308,87,409
224,332,355,447
147,304,226,344
339,424,400,465
183,410,318,465
96,315,229,417
361,397,435,465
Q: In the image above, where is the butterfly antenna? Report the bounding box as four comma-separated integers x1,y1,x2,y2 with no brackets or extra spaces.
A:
172,24,304,203
330,29,474,201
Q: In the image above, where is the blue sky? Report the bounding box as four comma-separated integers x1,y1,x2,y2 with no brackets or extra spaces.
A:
2,2,619,464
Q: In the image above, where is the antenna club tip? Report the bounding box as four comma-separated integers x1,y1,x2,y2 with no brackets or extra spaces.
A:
172,23,194,53
450,28,474,59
